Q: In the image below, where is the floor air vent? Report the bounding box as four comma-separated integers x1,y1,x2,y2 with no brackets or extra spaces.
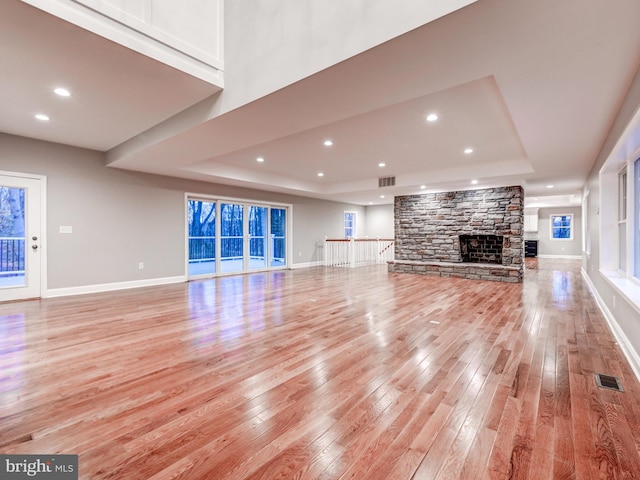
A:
595,373,624,392
378,176,396,188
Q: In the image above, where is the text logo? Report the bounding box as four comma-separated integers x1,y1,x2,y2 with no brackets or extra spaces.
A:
0,455,78,479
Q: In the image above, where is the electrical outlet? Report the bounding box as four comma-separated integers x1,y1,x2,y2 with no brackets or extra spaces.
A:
139,262,144,269
59,226,72,234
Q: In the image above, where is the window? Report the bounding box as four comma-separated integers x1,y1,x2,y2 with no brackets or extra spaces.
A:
619,168,627,272
344,211,356,239
620,168,628,220
582,190,590,254
635,158,640,278
600,154,640,278
596,105,640,313
550,214,573,240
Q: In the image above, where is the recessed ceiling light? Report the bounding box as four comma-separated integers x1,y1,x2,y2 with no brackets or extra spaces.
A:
369,202,373,205
380,195,385,199
378,162,386,167
464,148,474,154
35,114,50,121
323,139,333,146
471,179,478,185
426,113,438,122
547,184,554,189
533,198,539,201
317,172,324,177
420,185,426,189
54,87,71,97
256,157,264,163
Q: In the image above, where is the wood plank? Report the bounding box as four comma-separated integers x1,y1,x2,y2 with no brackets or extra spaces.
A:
0,259,639,479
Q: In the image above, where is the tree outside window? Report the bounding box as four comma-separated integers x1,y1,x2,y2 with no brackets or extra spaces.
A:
550,214,573,240
0,187,26,276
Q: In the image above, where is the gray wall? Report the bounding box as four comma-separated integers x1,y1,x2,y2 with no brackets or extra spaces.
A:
364,204,394,239
537,207,582,257
291,199,365,262
0,133,368,290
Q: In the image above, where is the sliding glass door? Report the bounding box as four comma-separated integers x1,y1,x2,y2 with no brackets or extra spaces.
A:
187,197,288,278
187,200,216,276
249,205,268,271
270,208,286,267
220,202,244,274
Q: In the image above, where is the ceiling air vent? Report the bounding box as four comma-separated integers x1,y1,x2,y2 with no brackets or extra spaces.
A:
378,176,396,188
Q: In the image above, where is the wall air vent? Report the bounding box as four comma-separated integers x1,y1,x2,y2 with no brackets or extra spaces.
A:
378,176,396,188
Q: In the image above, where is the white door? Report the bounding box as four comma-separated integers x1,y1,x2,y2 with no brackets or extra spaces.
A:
0,174,43,301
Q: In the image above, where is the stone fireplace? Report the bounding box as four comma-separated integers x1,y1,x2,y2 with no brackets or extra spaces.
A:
388,186,524,282
459,234,504,264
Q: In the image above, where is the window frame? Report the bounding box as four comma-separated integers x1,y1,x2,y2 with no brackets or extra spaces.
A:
549,213,574,241
618,167,628,272
582,189,590,254
634,158,640,279
595,102,640,315
185,192,292,277
344,211,357,239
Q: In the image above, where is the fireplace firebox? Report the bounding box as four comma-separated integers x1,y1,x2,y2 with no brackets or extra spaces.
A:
459,234,504,264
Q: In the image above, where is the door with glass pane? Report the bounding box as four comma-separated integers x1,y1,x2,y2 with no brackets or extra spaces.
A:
0,174,42,301
220,202,244,274
249,205,268,271
188,199,216,276
270,208,286,267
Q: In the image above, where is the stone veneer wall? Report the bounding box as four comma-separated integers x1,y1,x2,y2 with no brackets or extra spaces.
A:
388,186,524,282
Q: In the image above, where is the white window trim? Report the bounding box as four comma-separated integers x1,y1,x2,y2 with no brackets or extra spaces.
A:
617,167,628,273
597,100,640,317
582,189,590,254
549,213,574,241
344,210,357,239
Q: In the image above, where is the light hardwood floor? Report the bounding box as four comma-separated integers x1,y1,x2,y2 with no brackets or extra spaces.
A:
1,259,640,479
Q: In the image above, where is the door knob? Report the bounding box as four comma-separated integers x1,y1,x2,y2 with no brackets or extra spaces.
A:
32,244,38,250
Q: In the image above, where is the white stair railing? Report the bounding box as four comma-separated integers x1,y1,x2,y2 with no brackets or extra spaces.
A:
324,238,394,268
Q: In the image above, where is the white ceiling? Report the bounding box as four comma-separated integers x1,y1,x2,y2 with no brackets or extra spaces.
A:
3,0,640,208
0,1,218,151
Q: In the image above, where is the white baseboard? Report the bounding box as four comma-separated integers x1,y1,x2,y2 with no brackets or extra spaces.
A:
537,254,582,259
581,268,640,383
290,261,324,269
45,275,187,298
